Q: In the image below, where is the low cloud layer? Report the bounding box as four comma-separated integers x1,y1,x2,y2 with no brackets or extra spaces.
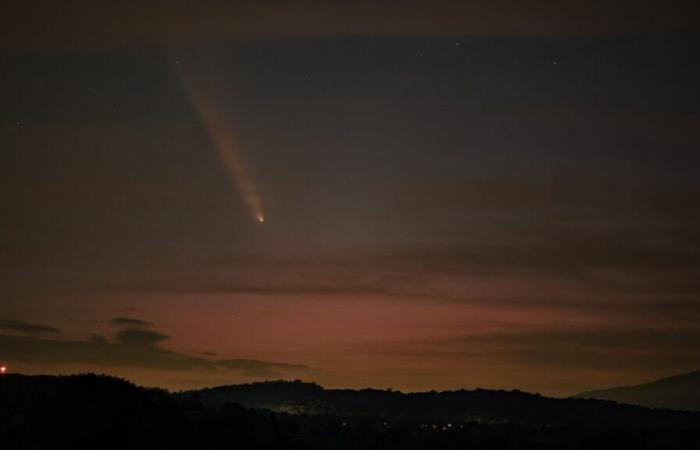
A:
110,317,154,327
0,319,61,336
3,1,695,52
0,319,309,378
367,325,700,374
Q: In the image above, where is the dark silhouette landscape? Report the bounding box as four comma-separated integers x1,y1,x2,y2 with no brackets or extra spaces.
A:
2,373,700,449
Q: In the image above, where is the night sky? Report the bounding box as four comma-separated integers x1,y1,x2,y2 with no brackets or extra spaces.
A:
1,1,699,396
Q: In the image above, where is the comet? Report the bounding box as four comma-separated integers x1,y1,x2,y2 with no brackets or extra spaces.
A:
177,64,265,223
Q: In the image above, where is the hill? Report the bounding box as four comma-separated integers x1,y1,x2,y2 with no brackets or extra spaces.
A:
574,371,700,411
4,374,700,449
0,374,295,450
182,379,700,428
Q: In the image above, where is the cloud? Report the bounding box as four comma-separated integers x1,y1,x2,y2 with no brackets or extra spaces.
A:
81,220,700,313
366,326,700,373
484,327,700,373
114,329,168,346
0,331,212,371
2,1,695,52
0,324,310,377
217,359,311,378
385,232,700,280
0,319,61,335
67,175,700,304
110,317,153,327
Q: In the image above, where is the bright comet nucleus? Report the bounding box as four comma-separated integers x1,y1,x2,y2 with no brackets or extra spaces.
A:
256,214,265,223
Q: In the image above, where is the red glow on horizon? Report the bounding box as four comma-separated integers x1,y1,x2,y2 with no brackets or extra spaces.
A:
0,366,6,374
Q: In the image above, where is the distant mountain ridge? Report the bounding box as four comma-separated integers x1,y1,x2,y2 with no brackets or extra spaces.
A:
574,371,700,412
181,379,700,428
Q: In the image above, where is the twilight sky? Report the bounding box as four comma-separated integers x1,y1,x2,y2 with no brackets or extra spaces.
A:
1,1,699,396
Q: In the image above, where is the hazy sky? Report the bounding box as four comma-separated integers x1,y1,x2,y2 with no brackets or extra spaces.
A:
1,1,699,396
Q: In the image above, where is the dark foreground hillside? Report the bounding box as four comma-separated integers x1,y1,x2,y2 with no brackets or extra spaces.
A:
2,374,700,450
0,374,294,450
